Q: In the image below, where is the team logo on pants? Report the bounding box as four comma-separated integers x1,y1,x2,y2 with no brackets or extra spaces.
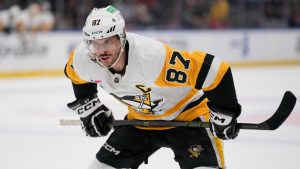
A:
188,145,204,158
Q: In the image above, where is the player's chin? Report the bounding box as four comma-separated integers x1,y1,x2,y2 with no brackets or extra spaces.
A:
100,60,113,67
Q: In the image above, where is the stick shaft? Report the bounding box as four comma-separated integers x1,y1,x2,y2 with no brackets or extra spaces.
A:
59,119,210,127
60,91,297,130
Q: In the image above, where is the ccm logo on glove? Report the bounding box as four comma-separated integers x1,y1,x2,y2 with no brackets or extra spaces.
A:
77,98,100,114
75,97,101,117
210,113,225,124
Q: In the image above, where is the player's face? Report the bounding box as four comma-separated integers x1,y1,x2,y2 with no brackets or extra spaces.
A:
91,36,121,67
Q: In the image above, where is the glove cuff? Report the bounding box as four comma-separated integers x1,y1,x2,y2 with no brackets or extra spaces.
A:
207,102,241,118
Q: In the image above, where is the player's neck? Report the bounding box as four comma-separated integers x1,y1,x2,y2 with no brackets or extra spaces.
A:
110,51,126,74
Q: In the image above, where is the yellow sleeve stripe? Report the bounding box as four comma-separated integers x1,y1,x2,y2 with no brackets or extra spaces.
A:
65,51,88,84
203,62,229,91
188,50,207,87
202,57,222,88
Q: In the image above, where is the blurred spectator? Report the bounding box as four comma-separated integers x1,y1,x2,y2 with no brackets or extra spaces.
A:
61,0,78,29
158,0,182,29
181,0,211,29
15,2,55,32
114,0,154,29
260,0,287,28
209,0,230,29
264,0,284,19
34,1,55,31
0,1,55,33
77,0,95,28
0,1,4,9
114,0,137,29
134,0,154,28
1,0,300,30
0,5,21,33
0,7,10,32
288,6,300,28
15,3,36,33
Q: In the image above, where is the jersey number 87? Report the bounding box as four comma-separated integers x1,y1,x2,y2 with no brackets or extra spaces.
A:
166,51,190,84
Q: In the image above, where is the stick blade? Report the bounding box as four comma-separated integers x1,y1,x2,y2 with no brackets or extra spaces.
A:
261,91,297,130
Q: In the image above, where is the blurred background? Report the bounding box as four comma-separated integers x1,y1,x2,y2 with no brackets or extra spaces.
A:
1,0,300,31
0,0,300,76
0,0,299,169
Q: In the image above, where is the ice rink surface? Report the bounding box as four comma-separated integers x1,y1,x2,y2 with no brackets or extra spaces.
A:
0,66,299,169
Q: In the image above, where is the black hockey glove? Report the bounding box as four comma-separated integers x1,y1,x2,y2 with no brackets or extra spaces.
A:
67,94,114,137
208,102,241,140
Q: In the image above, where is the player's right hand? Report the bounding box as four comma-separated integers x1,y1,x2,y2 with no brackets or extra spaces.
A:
67,94,114,137
208,102,241,140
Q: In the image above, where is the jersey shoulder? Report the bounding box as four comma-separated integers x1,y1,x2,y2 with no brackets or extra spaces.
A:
65,42,105,84
126,33,168,80
127,32,166,60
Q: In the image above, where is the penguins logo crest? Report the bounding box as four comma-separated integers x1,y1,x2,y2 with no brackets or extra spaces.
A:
111,85,163,114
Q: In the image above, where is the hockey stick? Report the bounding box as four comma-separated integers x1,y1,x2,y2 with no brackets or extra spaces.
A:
60,91,297,130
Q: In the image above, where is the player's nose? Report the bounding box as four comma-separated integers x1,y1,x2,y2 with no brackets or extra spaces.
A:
94,46,108,55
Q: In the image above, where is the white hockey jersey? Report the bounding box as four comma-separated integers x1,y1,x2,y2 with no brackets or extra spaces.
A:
65,32,230,129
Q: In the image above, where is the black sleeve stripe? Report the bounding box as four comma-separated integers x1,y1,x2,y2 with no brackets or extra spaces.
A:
181,94,206,113
204,68,240,112
64,64,69,78
195,54,214,90
65,64,75,79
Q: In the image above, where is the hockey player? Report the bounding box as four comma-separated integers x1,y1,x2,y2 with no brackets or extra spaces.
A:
65,5,241,169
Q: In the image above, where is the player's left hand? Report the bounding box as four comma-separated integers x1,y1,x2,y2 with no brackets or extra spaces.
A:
67,94,114,137
208,102,241,140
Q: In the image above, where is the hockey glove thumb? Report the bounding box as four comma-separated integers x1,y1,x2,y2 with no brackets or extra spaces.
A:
208,102,241,140
67,94,114,137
